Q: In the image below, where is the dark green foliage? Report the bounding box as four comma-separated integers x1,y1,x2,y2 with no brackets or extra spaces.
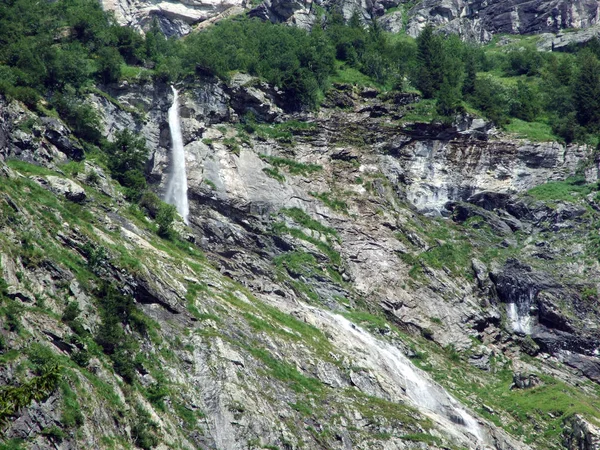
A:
132,405,159,450
471,75,510,125
145,378,169,411
3,300,24,333
139,191,162,218
156,202,177,239
260,155,322,176
183,17,335,108
574,50,600,130
62,302,81,324
96,47,123,84
436,79,463,119
105,129,149,200
510,80,541,122
0,364,61,425
415,26,444,98
94,283,147,383
139,192,179,238
41,426,66,443
71,349,90,368
505,46,544,76
52,87,103,143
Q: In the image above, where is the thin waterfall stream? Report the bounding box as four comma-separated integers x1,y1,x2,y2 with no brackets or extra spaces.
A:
165,86,190,224
303,306,488,447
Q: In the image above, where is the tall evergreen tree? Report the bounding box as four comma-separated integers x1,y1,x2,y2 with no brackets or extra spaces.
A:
415,25,446,98
574,50,600,129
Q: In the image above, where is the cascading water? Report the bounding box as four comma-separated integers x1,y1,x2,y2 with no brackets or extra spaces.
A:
164,86,190,224
305,307,486,446
506,289,535,335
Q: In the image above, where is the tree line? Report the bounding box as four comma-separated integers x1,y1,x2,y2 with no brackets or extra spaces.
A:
2,0,600,145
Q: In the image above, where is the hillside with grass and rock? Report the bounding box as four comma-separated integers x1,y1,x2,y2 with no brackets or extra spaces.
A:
2,1,600,449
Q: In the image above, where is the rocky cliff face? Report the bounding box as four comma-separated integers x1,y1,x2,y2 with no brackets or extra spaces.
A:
99,0,600,42
247,0,600,41
100,0,248,36
2,75,600,450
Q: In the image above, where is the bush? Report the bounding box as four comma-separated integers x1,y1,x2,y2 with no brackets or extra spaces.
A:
71,349,90,367
105,129,149,200
139,191,162,218
156,202,177,239
52,88,103,144
132,406,159,450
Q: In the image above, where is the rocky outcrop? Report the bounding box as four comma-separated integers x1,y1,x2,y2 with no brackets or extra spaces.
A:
246,0,600,44
100,0,249,36
2,76,600,450
32,176,87,203
564,415,600,450
0,98,86,165
383,131,588,216
405,0,600,40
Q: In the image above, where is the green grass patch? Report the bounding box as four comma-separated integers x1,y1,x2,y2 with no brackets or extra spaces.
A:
400,433,442,444
505,119,558,142
274,251,319,277
309,191,348,213
263,167,285,182
280,207,338,238
527,176,595,203
6,159,56,176
248,347,323,393
332,64,378,88
342,311,389,332
400,99,436,123
419,242,472,275
261,155,322,176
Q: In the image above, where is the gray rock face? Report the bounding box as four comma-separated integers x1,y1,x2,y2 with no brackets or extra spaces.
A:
406,0,600,41
564,415,600,450
3,78,599,450
248,0,600,44
249,0,312,26
378,10,403,33
382,129,588,216
100,0,249,37
32,176,87,203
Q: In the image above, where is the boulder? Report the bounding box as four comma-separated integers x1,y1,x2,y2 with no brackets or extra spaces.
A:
32,175,87,203
41,117,84,161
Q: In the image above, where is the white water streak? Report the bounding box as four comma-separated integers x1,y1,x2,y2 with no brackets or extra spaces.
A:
164,86,189,224
309,307,486,445
507,302,533,335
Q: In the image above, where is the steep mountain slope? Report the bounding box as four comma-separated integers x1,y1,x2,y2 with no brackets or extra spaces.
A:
99,0,600,42
2,70,600,450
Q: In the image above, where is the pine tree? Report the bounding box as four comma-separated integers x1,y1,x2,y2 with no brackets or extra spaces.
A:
574,50,600,129
415,25,448,98
463,50,477,96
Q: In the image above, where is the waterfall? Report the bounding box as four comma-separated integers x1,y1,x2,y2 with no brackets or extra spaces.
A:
306,307,486,446
506,289,535,335
164,86,190,225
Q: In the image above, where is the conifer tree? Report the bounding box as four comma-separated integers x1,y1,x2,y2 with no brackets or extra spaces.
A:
574,50,600,130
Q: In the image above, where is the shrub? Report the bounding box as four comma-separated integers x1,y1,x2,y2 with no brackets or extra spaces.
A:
156,202,177,239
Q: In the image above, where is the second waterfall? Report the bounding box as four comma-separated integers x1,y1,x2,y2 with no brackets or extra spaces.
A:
165,86,190,224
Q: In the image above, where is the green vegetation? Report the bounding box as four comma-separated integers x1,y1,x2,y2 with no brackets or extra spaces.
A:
309,191,348,213
260,155,322,176
263,167,286,182
248,347,323,393
527,176,595,202
241,116,317,143
280,207,338,238
2,0,600,142
0,364,62,425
